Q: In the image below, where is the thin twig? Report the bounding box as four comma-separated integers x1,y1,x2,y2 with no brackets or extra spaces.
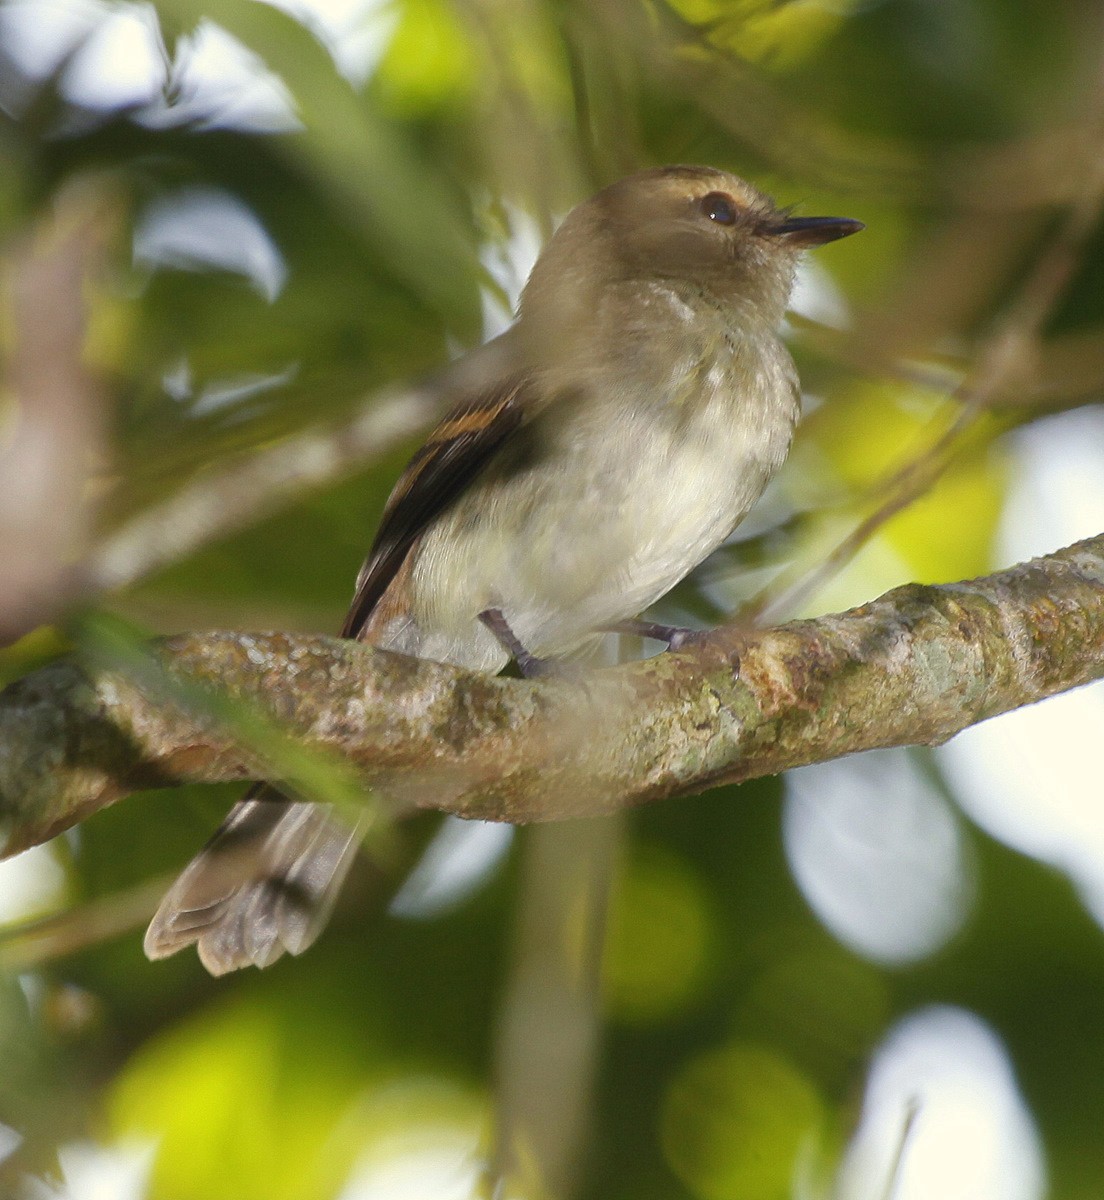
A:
0,876,171,971
754,403,980,623
81,385,440,595
880,1099,922,1200
757,76,1104,624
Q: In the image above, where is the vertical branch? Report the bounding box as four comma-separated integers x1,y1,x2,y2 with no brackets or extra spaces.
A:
488,816,622,1198
0,181,118,644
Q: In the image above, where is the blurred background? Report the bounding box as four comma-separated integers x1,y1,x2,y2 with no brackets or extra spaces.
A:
1,0,1104,1197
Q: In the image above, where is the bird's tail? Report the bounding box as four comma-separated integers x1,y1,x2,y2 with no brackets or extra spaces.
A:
144,785,364,975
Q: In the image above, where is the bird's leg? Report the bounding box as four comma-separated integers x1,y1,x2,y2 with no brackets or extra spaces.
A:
603,618,709,650
478,608,555,679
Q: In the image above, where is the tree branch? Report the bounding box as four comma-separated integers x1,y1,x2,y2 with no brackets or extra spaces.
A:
3,532,1104,859
0,181,116,644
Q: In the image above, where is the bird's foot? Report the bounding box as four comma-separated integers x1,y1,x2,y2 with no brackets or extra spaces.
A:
478,608,558,679
604,619,710,651
608,618,741,680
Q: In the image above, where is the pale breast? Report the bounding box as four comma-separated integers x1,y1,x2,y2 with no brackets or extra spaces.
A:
379,311,800,671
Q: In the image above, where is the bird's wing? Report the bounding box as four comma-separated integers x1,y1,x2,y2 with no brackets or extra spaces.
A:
341,373,531,638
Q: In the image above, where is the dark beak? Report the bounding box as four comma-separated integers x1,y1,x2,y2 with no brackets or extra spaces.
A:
769,215,865,247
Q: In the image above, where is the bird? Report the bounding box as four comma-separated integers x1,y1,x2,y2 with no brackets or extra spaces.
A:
144,165,862,974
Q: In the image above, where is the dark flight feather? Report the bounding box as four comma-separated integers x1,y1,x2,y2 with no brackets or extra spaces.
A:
341,375,531,638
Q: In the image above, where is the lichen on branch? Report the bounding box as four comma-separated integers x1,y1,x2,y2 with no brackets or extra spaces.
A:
2,532,1104,860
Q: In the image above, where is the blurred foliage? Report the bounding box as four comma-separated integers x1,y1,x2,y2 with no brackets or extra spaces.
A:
2,0,1104,1198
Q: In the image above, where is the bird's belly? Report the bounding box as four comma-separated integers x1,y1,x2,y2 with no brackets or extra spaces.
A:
383,392,793,671
512,437,761,636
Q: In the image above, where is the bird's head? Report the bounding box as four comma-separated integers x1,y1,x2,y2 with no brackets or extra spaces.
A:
520,165,862,333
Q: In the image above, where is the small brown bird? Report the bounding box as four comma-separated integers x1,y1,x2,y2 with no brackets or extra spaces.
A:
145,165,862,974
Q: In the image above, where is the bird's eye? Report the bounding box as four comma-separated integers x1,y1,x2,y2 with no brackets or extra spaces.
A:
700,192,738,225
